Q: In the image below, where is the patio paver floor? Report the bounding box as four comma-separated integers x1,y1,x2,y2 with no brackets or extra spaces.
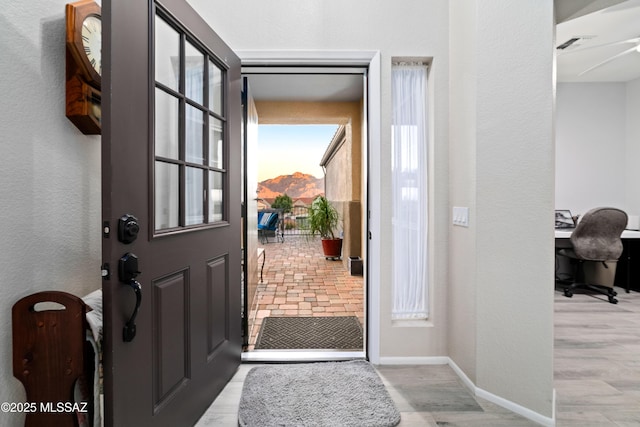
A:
246,235,364,351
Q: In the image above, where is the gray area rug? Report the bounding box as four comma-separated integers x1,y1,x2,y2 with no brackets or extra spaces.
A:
238,360,401,427
255,316,363,350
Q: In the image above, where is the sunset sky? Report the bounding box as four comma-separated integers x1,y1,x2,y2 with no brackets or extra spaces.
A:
257,124,339,182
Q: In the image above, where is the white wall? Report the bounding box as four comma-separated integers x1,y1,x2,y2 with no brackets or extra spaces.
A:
193,0,554,421
449,0,478,385
450,0,555,420
0,2,102,426
626,78,640,215
475,1,554,418
0,0,557,424
556,83,627,216
189,0,452,360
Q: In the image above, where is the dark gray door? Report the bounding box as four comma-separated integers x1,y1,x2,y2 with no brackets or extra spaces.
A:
102,0,242,425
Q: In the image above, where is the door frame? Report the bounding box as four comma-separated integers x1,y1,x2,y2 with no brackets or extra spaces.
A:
237,50,382,363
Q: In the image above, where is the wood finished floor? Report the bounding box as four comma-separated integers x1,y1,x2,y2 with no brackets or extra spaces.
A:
196,287,640,426
554,285,640,426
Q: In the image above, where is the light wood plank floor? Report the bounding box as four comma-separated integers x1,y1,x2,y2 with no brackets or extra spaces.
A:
197,287,640,426
554,286,640,426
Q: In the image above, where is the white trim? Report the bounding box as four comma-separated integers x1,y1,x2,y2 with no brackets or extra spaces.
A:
238,50,382,365
377,356,449,365
236,50,379,66
446,358,476,394
375,357,556,427
366,51,381,365
475,387,555,427
241,66,368,75
242,351,366,363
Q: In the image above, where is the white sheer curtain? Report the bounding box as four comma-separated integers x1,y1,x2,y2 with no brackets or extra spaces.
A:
391,63,429,320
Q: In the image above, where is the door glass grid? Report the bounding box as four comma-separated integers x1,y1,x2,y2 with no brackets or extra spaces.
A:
154,12,227,232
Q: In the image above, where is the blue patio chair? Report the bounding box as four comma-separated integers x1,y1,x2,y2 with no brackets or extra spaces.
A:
258,209,284,243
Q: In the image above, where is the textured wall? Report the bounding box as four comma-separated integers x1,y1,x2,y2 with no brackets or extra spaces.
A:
0,1,102,426
0,0,558,422
448,0,479,386
556,83,627,215
626,78,640,216
191,0,452,362
322,126,363,264
449,0,555,419
474,0,555,417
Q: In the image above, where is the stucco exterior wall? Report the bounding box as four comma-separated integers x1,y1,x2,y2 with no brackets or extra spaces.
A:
322,126,363,266
255,101,364,267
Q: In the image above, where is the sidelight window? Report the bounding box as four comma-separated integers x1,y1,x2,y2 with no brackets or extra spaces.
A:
391,60,429,320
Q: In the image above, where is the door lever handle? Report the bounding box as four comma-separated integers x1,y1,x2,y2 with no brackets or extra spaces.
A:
119,252,142,342
123,279,142,342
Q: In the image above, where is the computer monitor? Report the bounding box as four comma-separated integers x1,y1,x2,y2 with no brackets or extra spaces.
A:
555,209,574,229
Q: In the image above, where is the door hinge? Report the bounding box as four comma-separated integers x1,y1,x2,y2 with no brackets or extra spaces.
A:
101,263,110,280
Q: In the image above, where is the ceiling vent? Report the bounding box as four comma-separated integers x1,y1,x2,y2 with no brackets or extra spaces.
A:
557,37,581,50
557,35,597,50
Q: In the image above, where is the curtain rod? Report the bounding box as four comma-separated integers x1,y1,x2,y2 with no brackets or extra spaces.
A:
392,61,429,67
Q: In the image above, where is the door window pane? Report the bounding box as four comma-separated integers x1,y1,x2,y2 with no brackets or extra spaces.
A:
155,161,179,229
186,105,204,164
186,167,204,225
155,89,179,159
209,60,223,115
154,11,227,232
155,16,180,91
209,171,223,223
209,117,224,169
185,41,204,104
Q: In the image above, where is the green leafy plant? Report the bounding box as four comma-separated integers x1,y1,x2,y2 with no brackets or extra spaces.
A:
272,193,293,213
308,196,340,239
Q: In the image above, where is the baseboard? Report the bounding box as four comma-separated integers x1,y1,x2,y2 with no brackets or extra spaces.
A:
475,386,555,427
376,356,556,427
377,356,449,365
446,358,476,394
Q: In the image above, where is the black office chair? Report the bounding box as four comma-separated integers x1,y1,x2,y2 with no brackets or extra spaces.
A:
558,207,627,304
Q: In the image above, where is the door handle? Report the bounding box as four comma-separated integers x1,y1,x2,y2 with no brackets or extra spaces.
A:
119,253,142,342
123,279,142,342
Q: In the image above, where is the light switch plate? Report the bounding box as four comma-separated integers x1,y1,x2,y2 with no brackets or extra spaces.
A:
453,206,469,227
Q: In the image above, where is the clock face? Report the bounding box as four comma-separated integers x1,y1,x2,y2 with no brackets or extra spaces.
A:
81,15,101,76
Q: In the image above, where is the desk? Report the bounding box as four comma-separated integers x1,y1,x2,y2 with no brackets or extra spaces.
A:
555,229,640,292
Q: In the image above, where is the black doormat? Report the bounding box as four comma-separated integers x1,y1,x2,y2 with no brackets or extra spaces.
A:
255,316,363,350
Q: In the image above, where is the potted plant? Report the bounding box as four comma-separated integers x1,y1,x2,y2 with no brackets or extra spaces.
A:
308,196,342,260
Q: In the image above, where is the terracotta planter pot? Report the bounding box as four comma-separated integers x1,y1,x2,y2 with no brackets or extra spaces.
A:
321,238,343,260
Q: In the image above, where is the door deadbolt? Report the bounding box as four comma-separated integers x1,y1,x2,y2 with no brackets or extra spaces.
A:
118,214,140,244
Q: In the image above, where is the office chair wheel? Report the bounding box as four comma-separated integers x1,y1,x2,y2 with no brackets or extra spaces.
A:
563,288,573,298
608,295,618,304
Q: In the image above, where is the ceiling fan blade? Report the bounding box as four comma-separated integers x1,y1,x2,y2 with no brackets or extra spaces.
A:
578,46,639,76
560,36,640,54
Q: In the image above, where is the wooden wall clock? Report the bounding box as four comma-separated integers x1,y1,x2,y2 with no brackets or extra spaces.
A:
65,0,102,135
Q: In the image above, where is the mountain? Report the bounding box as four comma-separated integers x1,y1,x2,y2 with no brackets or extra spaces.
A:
257,172,324,199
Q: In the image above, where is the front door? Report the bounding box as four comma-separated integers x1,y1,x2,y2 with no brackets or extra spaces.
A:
102,0,242,425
